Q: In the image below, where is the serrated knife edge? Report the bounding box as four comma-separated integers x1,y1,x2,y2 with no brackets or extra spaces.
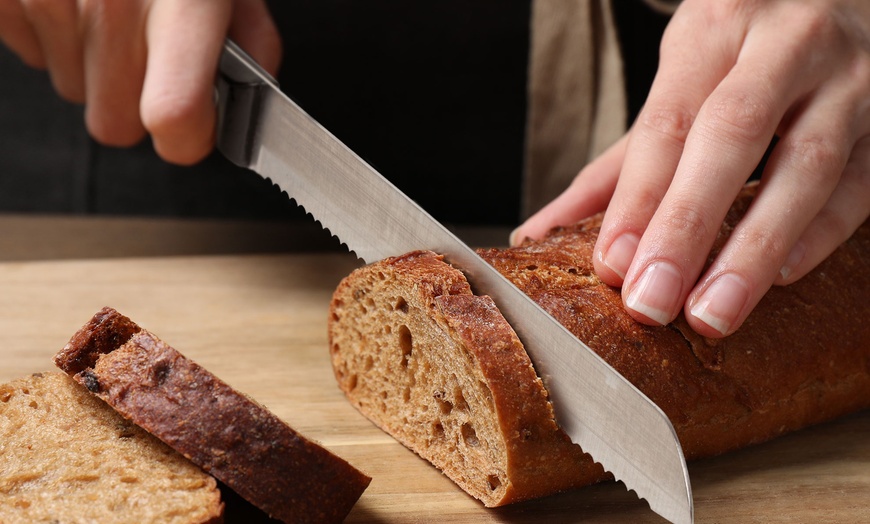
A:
216,40,693,524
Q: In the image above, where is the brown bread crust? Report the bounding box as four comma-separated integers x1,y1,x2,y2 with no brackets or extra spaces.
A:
55,307,371,524
329,184,870,506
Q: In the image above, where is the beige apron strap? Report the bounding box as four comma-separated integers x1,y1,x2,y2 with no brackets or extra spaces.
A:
523,0,627,218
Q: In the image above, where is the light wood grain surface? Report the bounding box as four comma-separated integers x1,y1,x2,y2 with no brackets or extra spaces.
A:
1,217,867,523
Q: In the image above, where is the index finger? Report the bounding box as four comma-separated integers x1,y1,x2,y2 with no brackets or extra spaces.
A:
141,0,233,165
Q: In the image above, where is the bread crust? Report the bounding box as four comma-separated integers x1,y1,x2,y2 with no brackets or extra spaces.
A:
329,184,870,506
56,307,371,524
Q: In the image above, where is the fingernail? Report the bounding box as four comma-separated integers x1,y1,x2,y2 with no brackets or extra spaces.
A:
690,273,751,336
600,233,640,280
625,261,684,325
779,241,806,280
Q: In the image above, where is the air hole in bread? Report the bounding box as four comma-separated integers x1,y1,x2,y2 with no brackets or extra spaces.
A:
434,390,453,414
487,474,502,491
152,360,171,386
398,325,412,368
432,421,445,438
1,389,12,402
524,264,537,271
28,400,38,409
402,386,411,402
364,356,374,371
461,423,479,447
395,297,408,313
454,387,468,411
347,374,358,391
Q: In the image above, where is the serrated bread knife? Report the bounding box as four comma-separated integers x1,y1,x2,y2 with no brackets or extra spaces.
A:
215,40,692,523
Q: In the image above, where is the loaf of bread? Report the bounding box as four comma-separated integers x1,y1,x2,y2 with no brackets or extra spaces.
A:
55,307,371,524
328,184,870,507
0,372,223,524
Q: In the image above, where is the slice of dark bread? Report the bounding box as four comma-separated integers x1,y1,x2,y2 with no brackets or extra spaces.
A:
55,307,371,524
328,184,870,506
0,372,224,524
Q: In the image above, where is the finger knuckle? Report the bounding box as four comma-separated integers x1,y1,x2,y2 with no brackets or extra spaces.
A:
734,224,789,263
637,102,696,146
781,135,846,182
786,2,842,44
659,202,712,242
703,91,771,145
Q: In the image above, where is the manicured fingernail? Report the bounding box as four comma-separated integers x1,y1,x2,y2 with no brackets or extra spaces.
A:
625,261,683,325
600,233,640,280
690,273,751,336
779,241,806,280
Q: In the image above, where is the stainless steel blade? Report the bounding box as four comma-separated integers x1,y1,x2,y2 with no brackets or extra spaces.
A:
216,40,693,524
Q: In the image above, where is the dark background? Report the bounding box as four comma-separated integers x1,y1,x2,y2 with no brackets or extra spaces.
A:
0,1,669,227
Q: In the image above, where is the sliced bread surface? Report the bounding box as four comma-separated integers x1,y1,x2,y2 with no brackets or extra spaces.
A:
0,372,223,524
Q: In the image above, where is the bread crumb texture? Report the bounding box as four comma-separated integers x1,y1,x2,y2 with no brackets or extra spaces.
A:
0,372,223,524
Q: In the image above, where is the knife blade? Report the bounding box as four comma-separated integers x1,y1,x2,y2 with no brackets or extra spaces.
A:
215,40,693,524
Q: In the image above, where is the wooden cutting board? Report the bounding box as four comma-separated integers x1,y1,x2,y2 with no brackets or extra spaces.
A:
1,253,868,523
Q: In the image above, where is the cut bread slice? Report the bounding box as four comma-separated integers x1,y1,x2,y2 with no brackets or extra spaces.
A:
328,251,603,507
55,307,371,524
0,372,223,524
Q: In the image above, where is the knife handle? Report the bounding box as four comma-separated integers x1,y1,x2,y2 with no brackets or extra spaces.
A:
215,40,277,169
